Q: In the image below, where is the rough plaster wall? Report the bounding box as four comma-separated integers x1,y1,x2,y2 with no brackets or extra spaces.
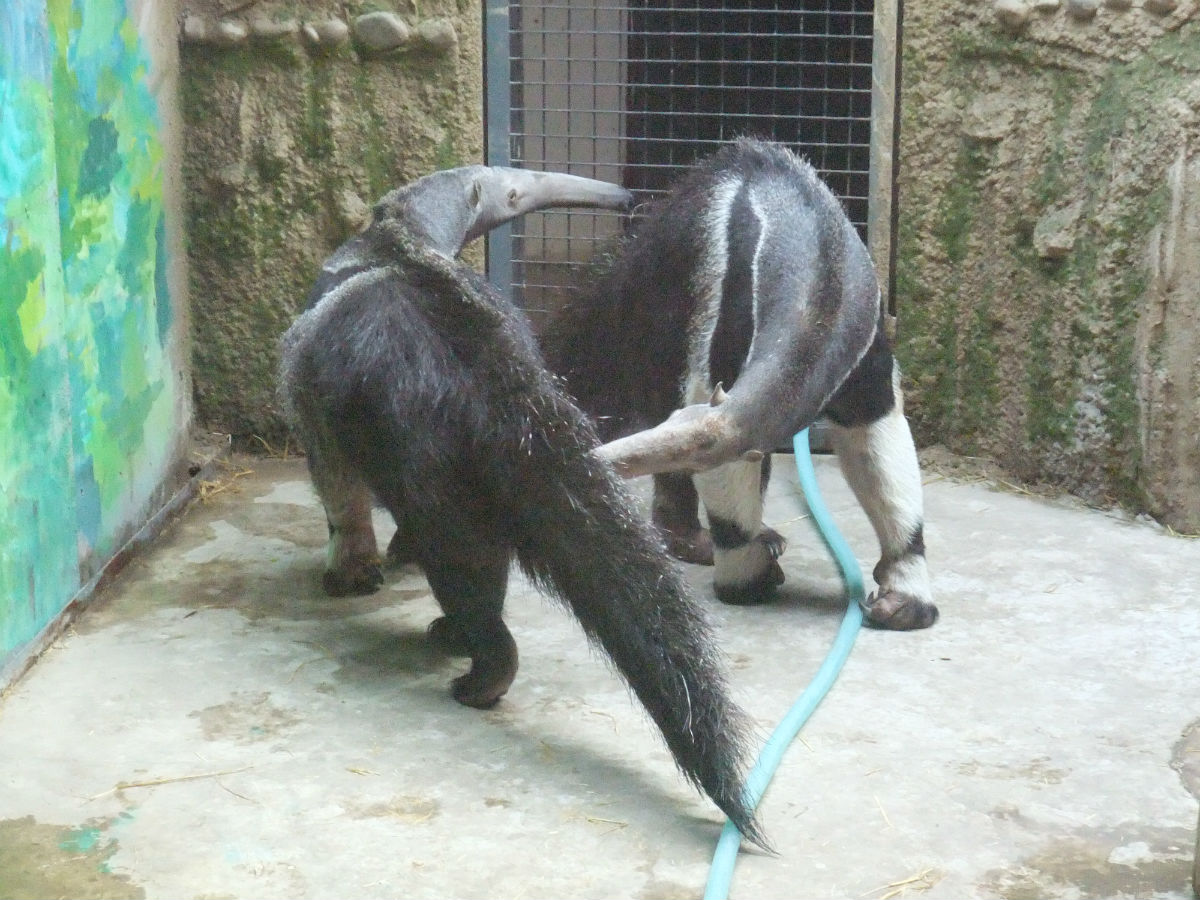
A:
180,0,483,444
1140,150,1200,531
896,0,1200,530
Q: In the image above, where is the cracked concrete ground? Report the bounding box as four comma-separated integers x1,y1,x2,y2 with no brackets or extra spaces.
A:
0,452,1197,900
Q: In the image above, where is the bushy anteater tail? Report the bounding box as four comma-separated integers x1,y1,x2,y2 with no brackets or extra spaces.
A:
500,404,769,850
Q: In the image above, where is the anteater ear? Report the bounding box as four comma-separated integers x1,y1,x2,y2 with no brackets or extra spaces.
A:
468,179,484,213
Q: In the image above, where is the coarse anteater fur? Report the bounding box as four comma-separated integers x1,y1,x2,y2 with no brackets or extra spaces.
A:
545,139,937,630
278,167,768,849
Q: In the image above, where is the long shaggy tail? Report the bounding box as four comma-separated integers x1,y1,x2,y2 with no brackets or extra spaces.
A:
500,391,769,849
283,252,767,847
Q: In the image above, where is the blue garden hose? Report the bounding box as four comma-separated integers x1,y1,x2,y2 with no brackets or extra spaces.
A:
703,428,867,900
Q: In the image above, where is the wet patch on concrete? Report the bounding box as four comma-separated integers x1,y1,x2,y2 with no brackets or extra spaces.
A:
958,755,1068,785
981,824,1193,899
73,458,432,629
77,538,423,628
252,479,317,508
191,690,300,743
345,795,440,823
196,493,329,552
0,814,144,900
182,520,315,568
330,625,452,685
156,554,403,623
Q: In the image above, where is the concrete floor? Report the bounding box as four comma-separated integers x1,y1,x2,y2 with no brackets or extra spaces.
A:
1,451,1198,900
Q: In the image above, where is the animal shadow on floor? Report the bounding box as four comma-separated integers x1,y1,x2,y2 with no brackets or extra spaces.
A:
296,612,758,849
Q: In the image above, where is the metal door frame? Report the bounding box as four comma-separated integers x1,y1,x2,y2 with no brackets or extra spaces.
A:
483,0,901,314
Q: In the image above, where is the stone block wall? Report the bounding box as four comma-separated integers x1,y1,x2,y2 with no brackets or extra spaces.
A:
896,0,1200,530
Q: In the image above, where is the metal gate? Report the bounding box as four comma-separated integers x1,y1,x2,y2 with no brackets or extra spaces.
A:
484,0,898,325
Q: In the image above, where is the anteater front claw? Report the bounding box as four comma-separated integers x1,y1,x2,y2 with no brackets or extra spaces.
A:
860,590,939,630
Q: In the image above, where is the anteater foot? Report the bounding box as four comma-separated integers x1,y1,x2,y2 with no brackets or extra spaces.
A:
451,670,512,709
758,527,786,559
663,527,714,566
451,649,519,710
861,591,939,630
322,560,383,597
449,624,519,709
714,559,785,606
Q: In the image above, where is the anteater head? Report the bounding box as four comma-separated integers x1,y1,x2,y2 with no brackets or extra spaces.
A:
372,165,633,258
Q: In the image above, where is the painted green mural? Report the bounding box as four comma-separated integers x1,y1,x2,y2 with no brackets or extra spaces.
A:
0,0,178,666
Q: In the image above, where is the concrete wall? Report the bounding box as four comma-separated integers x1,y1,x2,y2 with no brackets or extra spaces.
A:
0,0,191,680
896,0,1200,531
179,0,484,447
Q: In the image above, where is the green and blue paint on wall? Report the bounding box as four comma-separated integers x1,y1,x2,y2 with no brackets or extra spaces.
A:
1,0,179,668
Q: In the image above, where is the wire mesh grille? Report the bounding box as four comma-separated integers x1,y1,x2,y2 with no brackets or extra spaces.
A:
504,0,876,320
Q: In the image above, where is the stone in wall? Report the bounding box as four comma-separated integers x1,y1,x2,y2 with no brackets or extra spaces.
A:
1143,0,1179,14
1032,201,1084,259
1065,0,1100,21
994,0,1032,31
304,19,351,49
961,92,1021,141
351,12,411,52
248,17,300,41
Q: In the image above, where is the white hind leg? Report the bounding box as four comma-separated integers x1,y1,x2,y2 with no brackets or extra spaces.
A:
829,367,937,630
695,457,785,605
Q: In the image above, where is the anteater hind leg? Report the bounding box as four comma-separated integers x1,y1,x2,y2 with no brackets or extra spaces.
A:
694,455,786,605
307,450,383,597
652,472,714,565
420,543,518,709
385,516,419,567
825,340,938,630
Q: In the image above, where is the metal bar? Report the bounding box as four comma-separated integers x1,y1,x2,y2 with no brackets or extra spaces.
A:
869,0,898,317
888,0,905,321
484,0,513,298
